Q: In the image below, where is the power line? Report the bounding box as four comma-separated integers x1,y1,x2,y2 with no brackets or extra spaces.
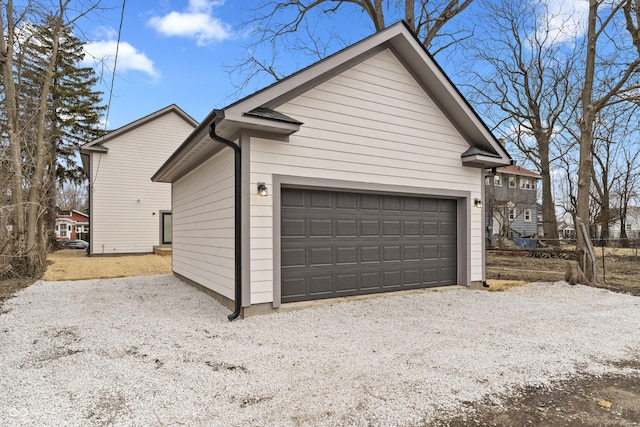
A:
103,0,126,131
94,0,126,186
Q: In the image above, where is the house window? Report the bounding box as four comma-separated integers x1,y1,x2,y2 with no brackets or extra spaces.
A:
494,175,502,186
524,209,532,222
508,208,517,221
509,176,516,188
520,178,532,190
60,224,67,237
485,177,490,186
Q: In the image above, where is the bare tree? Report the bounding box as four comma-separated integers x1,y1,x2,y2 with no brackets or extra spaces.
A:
615,144,640,241
589,103,639,239
465,0,581,242
233,0,476,92
0,0,102,276
575,0,640,279
56,181,88,213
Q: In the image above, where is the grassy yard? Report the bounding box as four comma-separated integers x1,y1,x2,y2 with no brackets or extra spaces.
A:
42,249,172,281
487,248,640,295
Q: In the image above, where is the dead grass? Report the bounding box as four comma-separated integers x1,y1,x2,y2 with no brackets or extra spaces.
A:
42,250,172,281
485,279,528,292
487,250,640,296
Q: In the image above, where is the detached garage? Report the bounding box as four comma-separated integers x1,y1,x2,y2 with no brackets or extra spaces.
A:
152,22,510,318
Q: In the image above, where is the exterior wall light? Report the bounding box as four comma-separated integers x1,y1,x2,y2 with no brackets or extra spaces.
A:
257,182,268,197
474,198,483,208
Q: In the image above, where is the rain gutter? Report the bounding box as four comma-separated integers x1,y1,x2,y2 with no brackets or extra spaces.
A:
209,110,242,321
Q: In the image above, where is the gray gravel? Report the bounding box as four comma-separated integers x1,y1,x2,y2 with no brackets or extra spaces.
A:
1,275,639,426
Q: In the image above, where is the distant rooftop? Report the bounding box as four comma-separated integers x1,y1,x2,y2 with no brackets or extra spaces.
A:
496,164,541,179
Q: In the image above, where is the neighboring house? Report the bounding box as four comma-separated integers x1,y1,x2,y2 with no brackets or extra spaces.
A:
558,220,576,240
80,105,198,255
485,164,541,245
610,206,640,239
152,22,511,317
55,210,89,241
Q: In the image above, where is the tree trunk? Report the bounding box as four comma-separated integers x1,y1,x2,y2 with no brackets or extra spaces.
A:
0,0,25,254
538,139,558,242
24,14,63,272
576,0,599,281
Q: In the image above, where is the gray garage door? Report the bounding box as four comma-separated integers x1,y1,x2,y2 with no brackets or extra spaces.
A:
281,188,457,303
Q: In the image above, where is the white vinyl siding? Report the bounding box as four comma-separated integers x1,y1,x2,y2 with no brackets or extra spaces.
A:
172,149,236,299
90,112,194,254
249,49,484,303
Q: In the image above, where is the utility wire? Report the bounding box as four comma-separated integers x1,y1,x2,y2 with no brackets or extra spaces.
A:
93,0,126,186
103,0,126,130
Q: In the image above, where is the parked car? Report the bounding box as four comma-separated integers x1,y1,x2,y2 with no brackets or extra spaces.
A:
61,239,89,249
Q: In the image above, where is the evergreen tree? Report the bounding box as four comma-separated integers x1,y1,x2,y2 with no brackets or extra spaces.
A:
22,16,106,184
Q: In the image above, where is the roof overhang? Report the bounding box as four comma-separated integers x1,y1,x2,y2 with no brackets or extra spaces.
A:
153,108,302,183
153,21,511,182
461,147,509,168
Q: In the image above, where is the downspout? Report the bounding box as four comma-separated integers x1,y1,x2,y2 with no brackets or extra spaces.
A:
209,113,242,321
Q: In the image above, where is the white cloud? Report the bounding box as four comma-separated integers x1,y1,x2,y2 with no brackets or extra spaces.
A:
82,40,159,78
542,0,589,44
147,0,232,46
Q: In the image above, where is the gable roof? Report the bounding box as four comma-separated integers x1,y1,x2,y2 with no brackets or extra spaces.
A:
497,165,541,179
153,21,511,183
81,104,198,154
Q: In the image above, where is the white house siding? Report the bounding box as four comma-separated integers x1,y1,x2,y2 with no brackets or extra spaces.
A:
90,113,195,254
249,49,483,304
172,149,236,299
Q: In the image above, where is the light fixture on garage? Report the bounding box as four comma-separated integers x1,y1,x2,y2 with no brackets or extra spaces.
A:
257,182,268,197
474,198,483,208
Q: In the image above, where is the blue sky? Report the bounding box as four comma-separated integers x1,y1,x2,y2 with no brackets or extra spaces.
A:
76,0,589,130
78,0,377,129
79,1,255,128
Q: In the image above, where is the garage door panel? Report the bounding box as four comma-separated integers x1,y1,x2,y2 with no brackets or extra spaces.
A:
310,191,332,208
337,247,357,264
361,194,381,210
422,199,439,212
282,218,306,237
336,192,357,209
382,245,401,262
439,199,457,213
440,221,457,236
383,220,401,236
383,196,402,211
282,248,306,267
361,220,380,236
310,276,332,295
403,245,420,261
336,220,357,236
310,219,332,237
310,247,332,265
281,189,457,303
282,277,306,298
422,267,439,283
440,244,457,259
337,274,357,291
403,269,421,285
361,272,380,290
361,246,381,263
404,198,420,211
440,267,457,282
403,221,420,236
282,189,305,207
383,270,401,287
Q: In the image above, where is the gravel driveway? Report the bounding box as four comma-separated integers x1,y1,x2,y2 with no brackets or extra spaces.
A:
1,275,639,426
